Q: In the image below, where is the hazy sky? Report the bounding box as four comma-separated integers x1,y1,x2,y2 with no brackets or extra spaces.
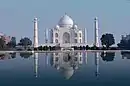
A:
0,0,130,45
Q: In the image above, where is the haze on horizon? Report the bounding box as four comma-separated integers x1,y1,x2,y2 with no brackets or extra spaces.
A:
0,0,130,46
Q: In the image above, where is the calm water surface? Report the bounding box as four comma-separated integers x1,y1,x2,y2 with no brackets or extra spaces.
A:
0,51,130,86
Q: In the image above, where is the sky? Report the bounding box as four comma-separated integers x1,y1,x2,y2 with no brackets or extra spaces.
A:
0,0,130,46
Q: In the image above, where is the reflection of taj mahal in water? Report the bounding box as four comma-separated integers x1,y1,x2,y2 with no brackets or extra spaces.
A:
51,52,83,79
33,52,100,79
33,13,99,47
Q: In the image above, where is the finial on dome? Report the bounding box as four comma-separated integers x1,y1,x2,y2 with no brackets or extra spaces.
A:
94,17,98,20
65,12,67,15
34,17,37,19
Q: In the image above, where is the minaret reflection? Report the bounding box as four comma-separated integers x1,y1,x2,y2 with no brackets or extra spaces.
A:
50,52,83,80
85,52,88,64
94,52,100,77
45,53,49,66
34,53,38,78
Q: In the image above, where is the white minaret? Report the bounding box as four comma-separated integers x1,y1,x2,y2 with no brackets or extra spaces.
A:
34,18,38,48
84,28,87,44
45,28,48,43
94,17,99,47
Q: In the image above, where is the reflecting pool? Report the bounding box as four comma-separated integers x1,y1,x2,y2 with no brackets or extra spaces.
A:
0,51,130,86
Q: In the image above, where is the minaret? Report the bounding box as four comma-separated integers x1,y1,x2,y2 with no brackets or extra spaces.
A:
45,28,48,43
94,17,99,47
84,28,87,44
34,53,38,78
34,18,38,48
50,29,53,43
83,28,85,43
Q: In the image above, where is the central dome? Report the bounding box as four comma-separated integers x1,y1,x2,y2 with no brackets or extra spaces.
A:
58,14,74,28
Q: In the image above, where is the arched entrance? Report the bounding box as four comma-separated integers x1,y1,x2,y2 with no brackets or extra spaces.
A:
63,32,70,43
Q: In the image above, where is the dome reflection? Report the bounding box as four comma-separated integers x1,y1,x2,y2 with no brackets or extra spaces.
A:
50,52,83,79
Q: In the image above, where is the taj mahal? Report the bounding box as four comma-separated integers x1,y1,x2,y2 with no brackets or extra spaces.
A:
33,13,99,48
32,14,100,79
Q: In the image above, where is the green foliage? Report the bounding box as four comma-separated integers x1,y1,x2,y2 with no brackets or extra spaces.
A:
7,37,16,48
38,46,43,51
18,37,32,49
86,45,89,50
72,46,78,50
117,36,130,49
101,46,107,50
72,45,90,50
34,48,38,51
82,46,86,50
37,46,59,51
44,46,48,50
90,45,99,50
49,46,52,50
80,46,82,50
100,33,115,48
0,38,6,50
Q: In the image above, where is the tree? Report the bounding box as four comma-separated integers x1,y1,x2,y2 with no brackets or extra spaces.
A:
117,36,130,50
18,37,32,49
0,38,6,49
38,46,43,51
90,45,99,50
100,33,115,48
80,46,82,50
82,46,86,50
101,52,115,62
86,45,89,50
43,46,48,50
7,37,16,48
72,46,78,50
11,37,16,48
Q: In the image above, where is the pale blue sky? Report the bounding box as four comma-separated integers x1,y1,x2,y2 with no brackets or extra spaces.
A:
0,0,130,45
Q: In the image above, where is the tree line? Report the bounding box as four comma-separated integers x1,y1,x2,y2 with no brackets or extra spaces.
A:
0,37,32,50
0,32,129,50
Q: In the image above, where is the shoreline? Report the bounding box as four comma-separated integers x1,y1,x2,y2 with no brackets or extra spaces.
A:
0,50,130,53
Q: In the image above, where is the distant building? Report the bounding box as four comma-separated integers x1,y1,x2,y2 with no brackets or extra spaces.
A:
0,32,11,44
